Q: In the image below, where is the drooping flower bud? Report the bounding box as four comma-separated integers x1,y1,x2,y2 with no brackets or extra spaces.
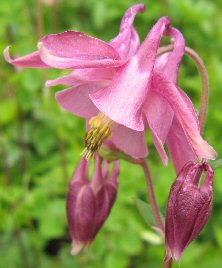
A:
165,162,214,262
67,156,119,255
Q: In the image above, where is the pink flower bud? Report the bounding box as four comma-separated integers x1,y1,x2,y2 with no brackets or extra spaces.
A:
67,156,119,255
166,162,214,262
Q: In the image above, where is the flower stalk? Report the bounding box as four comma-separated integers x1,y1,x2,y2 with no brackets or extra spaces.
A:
142,159,171,267
164,258,173,268
141,159,165,234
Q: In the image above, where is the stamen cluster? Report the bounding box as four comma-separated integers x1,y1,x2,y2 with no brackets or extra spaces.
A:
82,113,114,159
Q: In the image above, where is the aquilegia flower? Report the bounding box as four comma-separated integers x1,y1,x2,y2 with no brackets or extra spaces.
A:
165,161,214,262
67,156,119,255
4,3,219,266
4,3,216,164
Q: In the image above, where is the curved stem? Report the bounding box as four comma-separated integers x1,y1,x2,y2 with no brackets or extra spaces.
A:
142,159,165,234
157,45,209,134
185,47,209,134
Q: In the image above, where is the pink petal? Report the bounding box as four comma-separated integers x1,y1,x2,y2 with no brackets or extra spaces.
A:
167,89,199,173
136,17,171,71
71,157,90,183
167,118,197,174
91,156,103,192
38,31,125,69
55,82,107,119
108,161,120,186
143,91,174,165
127,27,141,57
110,3,146,58
46,68,115,87
111,124,148,159
163,27,185,83
154,52,170,71
91,17,171,131
143,27,185,165
153,72,217,161
178,88,199,129
4,46,49,68
47,4,145,86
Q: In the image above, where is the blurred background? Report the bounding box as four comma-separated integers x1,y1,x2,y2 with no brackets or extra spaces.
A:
1,0,222,267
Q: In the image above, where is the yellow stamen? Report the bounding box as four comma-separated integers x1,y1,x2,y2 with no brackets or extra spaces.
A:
81,113,114,159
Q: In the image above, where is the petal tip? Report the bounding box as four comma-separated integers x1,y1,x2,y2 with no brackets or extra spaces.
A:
167,246,182,263
3,46,13,63
173,250,182,264
200,141,217,161
163,157,168,166
45,80,53,87
70,241,84,256
160,16,171,27
37,42,43,50
210,149,217,160
136,3,146,12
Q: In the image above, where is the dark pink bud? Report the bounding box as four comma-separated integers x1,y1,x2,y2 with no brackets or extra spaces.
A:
166,162,214,262
67,156,119,255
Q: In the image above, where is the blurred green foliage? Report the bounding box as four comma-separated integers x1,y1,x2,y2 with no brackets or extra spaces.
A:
1,0,222,267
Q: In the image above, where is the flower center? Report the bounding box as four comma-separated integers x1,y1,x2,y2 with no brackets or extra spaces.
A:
82,113,114,159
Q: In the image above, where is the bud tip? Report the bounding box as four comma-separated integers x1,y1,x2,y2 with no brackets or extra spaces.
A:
71,241,84,256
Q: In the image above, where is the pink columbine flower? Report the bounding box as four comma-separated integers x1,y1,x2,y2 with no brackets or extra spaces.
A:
165,162,214,262
4,3,216,164
67,156,119,255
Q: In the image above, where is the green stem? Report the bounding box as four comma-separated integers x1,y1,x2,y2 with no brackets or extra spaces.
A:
185,47,209,134
142,159,165,234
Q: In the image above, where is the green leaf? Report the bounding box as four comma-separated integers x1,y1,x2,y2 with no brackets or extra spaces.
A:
140,230,163,245
135,198,156,227
209,159,222,170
